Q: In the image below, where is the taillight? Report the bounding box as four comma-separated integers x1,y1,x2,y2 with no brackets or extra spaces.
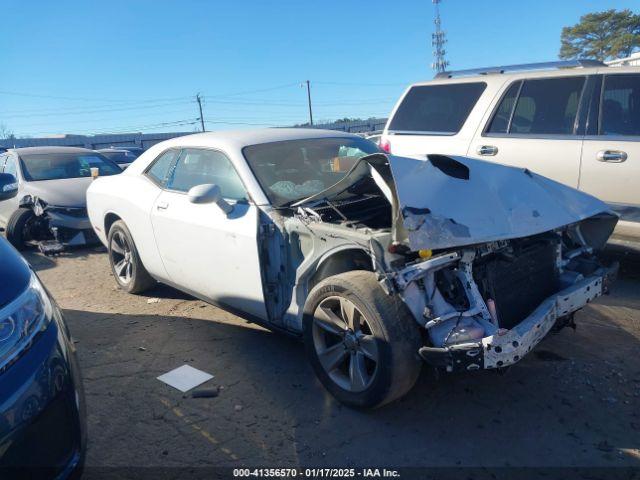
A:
379,137,391,153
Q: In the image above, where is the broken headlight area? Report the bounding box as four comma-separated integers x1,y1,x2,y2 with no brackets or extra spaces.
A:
393,225,618,373
18,196,97,255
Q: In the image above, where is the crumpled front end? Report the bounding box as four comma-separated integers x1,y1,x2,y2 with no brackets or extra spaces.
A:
393,235,618,372
19,196,98,255
384,154,619,372
290,152,618,372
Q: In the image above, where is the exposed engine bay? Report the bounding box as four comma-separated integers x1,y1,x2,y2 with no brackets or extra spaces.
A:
392,229,616,371
276,153,619,373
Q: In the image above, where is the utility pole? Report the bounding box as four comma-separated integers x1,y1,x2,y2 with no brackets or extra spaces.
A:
305,80,313,126
196,93,205,132
432,0,449,73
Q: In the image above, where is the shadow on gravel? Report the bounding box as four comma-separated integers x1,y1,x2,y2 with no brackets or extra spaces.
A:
64,302,640,469
23,245,107,272
603,244,640,280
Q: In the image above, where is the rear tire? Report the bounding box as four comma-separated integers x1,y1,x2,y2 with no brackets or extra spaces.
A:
6,208,34,250
303,270,422,409
107,220,155,294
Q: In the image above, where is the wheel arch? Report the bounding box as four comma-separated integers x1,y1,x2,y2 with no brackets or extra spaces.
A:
104,212,122,236
307,247,373,293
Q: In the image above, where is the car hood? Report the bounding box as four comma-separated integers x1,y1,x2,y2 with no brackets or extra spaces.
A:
22,177,93,208
295,153,618,251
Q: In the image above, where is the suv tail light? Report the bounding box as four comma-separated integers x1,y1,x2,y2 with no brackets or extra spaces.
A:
380,137,391,153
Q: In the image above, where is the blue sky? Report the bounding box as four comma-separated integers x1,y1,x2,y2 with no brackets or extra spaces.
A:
1,0,637,137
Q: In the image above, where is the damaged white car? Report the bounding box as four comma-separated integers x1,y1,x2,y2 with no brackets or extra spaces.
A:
86,129,618,408
0,147,121,253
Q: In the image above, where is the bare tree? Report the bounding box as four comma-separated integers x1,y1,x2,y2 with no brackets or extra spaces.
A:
0,123,16,141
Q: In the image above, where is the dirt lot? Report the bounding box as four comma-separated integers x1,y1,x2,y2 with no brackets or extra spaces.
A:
24,246,640,474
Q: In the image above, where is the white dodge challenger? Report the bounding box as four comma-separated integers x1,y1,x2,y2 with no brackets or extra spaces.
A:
87,128,618,408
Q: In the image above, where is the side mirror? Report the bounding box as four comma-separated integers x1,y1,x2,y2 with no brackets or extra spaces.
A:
187,184,234,214
0,173,18,201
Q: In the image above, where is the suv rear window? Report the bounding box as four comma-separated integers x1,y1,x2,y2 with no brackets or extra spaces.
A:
388,82,486,134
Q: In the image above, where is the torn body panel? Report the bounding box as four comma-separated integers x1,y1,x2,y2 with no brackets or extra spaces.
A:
277,211,393,332
271,152,617,372
386,154,618,251
18,195,98,254
392,230,617,371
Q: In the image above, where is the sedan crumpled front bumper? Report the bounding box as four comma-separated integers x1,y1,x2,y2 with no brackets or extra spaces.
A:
418,265,618,372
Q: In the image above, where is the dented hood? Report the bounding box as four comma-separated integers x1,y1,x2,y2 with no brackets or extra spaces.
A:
389,154,617,250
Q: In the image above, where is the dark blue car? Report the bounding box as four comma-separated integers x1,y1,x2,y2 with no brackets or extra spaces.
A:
0,236,86,479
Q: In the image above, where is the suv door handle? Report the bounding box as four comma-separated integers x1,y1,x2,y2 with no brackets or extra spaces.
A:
156,201,169,210
476,145,498,156
597,150,627,163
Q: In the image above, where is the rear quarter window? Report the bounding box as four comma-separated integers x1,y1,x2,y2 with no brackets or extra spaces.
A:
388,82,486,134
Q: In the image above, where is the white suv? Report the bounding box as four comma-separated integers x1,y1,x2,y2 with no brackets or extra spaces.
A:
381,60,640,245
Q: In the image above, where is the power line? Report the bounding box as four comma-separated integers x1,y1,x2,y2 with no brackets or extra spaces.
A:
0,82,300,104
0,90,193,104
205,82,300,99
83,119,201,135
313,81,408,87
5,100,192,118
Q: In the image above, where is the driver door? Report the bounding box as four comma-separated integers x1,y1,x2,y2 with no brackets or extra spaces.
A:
150,148,267,320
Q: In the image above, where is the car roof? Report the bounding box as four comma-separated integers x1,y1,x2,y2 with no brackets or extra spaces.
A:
97,146,143,151
96,148,135,153
408,64,640,87
156,128,359,151
10,146,98,155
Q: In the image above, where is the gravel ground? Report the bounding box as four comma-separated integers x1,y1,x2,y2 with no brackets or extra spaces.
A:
23,245,640,474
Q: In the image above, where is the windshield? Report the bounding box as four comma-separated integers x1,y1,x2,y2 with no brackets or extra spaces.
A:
19,152,122,181
243,137,379,207
100,150,140,164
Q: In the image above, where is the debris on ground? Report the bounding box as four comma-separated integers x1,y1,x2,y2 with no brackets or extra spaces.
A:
147,298,161,304
157,365,214,393
192,387,220,398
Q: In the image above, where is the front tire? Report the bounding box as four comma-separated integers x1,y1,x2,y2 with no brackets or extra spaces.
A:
107,220,155,294
6,208,34,250
303,270,422,409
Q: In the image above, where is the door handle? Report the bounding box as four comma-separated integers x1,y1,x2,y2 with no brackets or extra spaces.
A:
597,150,627,163
476,145,498,156
156,201,169,210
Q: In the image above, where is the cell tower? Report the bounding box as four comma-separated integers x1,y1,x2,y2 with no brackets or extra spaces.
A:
431,0,449,72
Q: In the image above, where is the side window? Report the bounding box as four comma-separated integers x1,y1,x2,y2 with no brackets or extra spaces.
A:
146,149,179,186
509,77,585,135
600,74,640,136
4,156,17,177
166,148,247,200
388,82,487,134
0,155,7,173
486,81,521,134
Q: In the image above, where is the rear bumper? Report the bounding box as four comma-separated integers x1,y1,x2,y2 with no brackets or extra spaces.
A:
419,266,617,372
0,305,86,479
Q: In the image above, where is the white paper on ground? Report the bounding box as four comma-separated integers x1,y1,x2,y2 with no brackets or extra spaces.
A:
157,365,214,392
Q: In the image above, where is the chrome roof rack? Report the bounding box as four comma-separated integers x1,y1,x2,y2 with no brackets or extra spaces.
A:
434,59,606,79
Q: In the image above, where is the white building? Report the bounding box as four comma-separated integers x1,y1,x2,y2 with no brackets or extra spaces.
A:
607,52,640,66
